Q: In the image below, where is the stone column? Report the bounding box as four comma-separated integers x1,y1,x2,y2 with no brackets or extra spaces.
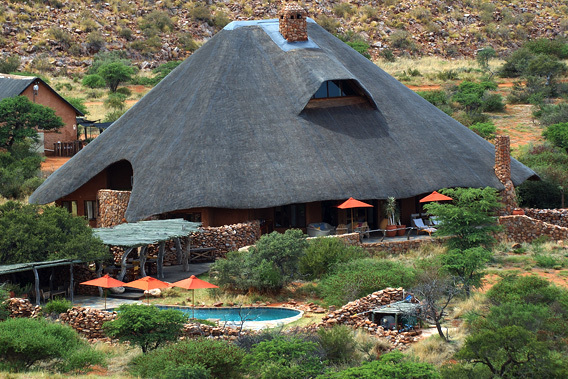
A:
97,189,131,227
494,135,518,215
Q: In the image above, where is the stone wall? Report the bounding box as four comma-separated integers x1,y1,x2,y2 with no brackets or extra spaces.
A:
97,189,130,227
524,208,568,228
307,232,361,246
362,238,446,255
190,221,261,258
498,214,568,243
494,135,518,215
60,307,117,340
6,298,41,318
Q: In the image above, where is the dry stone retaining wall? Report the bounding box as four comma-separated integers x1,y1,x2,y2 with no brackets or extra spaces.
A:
189,221,261,258
498,215,568,243
362,238,446,255
523,208,568,228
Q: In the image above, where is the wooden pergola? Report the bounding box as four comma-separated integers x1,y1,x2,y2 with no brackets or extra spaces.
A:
93,219,202,281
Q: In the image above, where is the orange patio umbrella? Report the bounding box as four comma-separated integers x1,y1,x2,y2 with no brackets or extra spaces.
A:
80,274,127,309
169,275,219,319
125,276,170,305
419,191,453,203
337,197,373,228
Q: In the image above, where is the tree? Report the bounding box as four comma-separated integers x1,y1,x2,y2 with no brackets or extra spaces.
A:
425,187,500,297
97,61,135,92
476,47,496,77
543,122,568,151
0,96,64,149
104,304,188,353
0,202,108,264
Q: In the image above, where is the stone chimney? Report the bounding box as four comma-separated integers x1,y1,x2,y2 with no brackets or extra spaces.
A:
279,0,308,42
494,135,518,215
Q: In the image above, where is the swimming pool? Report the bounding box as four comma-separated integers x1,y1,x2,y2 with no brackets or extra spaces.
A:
158,306,302,323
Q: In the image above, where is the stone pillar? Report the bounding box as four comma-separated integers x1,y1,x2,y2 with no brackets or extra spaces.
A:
97,189,131,227
279,0,308,42
494,135,518,215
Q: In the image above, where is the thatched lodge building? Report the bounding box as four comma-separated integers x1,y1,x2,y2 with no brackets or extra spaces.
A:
30,2,535,231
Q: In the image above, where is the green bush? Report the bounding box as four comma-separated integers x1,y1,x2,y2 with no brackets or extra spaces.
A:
140,10,174,33
480,93,504,112
544,122,568,151
211,230,307,293
178,33,199,52
319,259,416,306
469,121,496,140
524,38,568,59
190,4,212,23
318,351,440,378
44,298,72,314
130,338,245,378
0,318,91,370
243,336,325,379
299,237,369,279
105,304,187,353
0,55,21,74
160,364,212,379
486,274,562,306
0,283,9,321
536,103,568,126
534,253,561,269
82,74,106,89
346,41,371,59
317,15,340,33
0,142,43,199
317,325,358,365
59,347,106,374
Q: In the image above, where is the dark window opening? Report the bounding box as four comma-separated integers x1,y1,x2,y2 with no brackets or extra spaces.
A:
84,200,97,221
297,14,302,19
274,204,306,228
106,160,133,191
290,15,295,19
61,201,77,216
311,80,363,99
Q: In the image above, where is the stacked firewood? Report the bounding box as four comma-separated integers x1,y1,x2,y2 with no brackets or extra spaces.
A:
5,298,41,318
59,307,117,339
73,264,99,295
317,288,422,348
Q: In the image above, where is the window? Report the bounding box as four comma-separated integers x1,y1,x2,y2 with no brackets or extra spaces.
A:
274,204,306,228
311,80,361,99
61,201,78,216
84,200,97,221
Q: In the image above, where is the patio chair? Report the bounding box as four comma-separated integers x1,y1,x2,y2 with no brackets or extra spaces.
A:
412,218,436,236
430,216,441,226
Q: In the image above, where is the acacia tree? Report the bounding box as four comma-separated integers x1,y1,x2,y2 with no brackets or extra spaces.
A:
425,187,501,297
0,96,63,149
97,61,135,92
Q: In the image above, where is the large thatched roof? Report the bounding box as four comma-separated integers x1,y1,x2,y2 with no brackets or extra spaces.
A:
30,19,535,222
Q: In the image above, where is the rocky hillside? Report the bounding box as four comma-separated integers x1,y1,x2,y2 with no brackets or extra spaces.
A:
1,0,566,72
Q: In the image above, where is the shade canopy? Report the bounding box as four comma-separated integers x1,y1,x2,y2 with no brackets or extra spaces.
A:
419,191,453,203
80,274,126,288
337,197,373,209
170,275,218,290
125,276,170,291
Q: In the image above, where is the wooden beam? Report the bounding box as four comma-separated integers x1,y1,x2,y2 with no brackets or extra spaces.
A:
139,246,148,277
157,241,165,279
69,264,74,304
175,238,183,265
33,266,40,306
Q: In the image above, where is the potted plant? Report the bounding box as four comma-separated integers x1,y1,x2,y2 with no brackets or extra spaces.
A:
384,197,399,237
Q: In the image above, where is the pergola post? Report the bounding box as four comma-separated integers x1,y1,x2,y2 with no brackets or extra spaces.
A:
96,261,104,298
69,264,74,304
175,238,183,265
32,266,40,306
183,242,190,272
157,241,165,279
139,245,148,277
118,247,135,281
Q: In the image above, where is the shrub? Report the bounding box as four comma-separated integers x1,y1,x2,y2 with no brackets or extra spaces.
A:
104,304,188,353
59,347,106,374
317,15,340,33
299,237,369,279
317,325,358,365
211,229,307,293
469,121,496,140
140,10,174,33
119,27,133,40
436,70,459,81
486,274,562,306
319,259,416,306
537,102,568,126
544,122,568,150
346,41,371,59
190,4,212,23
213,12,231,28
103,109,126,122
0,283,9,321
319,350,440,378
525,38,568,59
160,364,212,379
130,338,245,378
242,336,325,379
104,93,127,111
82,74,106,89
0,55,21,73
333,3,354,18
0,318,88,370
86,31,105,52
48,27,72,48
389,30,412,49
0,142,42,199
44,298,72,315
178,33,199,52
480,93,504,112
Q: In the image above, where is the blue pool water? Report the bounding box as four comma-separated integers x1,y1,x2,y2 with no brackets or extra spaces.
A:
158,306,301,322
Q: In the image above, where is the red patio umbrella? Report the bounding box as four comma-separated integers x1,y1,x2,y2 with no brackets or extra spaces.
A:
169,275,219,319
419,191,453,203
337,197,373,228
125,276,170,304
80,274,126,309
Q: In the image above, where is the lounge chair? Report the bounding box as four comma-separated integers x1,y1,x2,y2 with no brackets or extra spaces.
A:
430,216,440,226
412,218,436,236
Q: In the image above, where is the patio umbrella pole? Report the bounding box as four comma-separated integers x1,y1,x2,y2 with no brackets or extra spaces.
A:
192,289,195,319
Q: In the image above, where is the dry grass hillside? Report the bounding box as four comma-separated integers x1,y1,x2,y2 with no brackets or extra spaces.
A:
1,0,567,72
